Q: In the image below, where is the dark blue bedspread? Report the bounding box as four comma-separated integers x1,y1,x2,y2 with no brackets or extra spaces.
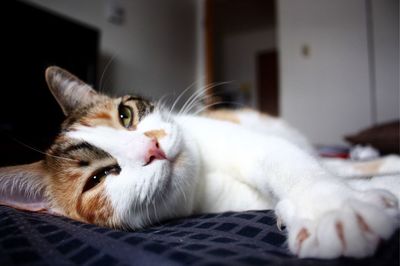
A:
0,206,398,266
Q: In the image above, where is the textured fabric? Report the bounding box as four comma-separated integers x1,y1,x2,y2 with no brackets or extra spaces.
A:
0,205,398,266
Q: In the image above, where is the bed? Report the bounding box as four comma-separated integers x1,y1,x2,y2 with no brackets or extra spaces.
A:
0,205,398,266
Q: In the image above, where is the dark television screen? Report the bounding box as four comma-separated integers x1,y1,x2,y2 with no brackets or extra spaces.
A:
0,1,99,166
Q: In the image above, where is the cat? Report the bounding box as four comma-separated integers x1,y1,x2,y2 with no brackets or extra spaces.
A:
0,66,399,259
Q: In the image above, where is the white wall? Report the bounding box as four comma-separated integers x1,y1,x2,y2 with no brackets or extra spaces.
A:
25,0,198,102
278,0,398,145
220,29,276,107
372,0,399,123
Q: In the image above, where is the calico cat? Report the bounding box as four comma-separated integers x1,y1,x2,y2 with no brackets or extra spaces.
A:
0,66,399,259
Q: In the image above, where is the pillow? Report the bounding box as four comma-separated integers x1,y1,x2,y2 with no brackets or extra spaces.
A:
345,120,400,154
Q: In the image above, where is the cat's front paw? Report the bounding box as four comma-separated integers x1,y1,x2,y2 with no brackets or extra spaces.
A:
276,185,399,259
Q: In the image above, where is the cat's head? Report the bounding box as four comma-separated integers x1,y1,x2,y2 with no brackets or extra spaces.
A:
0,66,199,229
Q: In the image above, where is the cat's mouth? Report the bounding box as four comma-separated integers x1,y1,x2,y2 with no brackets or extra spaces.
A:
144,148,167,166
142,136,169,166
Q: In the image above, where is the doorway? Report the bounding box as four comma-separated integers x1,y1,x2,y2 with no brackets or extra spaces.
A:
257,50,279,115
204,0,279,113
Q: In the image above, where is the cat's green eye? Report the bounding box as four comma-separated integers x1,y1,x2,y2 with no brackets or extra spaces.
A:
83,165,121,193
118,104,133,128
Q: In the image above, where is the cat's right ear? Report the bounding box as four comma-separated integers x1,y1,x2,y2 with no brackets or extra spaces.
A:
0,161,60,215
45,66,99,116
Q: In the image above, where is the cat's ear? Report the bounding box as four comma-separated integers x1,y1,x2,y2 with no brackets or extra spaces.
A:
0,161,59,214
45,66,98,116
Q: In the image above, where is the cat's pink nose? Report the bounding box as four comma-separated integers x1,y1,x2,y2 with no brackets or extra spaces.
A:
144,139,167,165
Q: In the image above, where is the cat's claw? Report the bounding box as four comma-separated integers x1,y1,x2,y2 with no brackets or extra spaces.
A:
276,186,399,259
276,216,285,231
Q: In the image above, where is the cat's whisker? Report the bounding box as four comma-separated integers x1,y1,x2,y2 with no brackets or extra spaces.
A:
177,82,217,116
171,80,199,110
10,137,78,163
177,94,214,118
156,102,168,118
158,188,178,218
143,177,155,226
177,83,207,116
173,176,188,206
151,200,161,225
155,95,170,115
180,182,188,204
146,201,152,226
182,82,231,115
167,80,199,121
162,99,177,123
157,93,174,108
99,54,117,93
183,93,215,115
156,99,174,123
178,81,231,116
190,101,246,117
151,201,157,224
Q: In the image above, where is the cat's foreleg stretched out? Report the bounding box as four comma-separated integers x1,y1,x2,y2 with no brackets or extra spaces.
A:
178,116,399,258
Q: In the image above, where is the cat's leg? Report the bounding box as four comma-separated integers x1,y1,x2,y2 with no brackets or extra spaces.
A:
179,117,398,258
346,175,400,203
241,136,399,259
321,155,400,179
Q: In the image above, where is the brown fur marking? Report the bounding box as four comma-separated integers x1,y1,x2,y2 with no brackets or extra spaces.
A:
356,214,372,233
381,196,395,208
335,221,346,251
296,228,310,254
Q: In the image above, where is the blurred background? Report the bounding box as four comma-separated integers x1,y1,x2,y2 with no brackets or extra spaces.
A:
1,0,399,165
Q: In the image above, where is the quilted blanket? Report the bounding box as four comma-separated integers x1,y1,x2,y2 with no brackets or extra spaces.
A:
0,206,398,266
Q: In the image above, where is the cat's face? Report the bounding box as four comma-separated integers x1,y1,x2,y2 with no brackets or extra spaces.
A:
0,67,198,229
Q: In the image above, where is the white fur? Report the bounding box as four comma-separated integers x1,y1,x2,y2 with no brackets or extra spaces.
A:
236,110,316,155
68,110,400,258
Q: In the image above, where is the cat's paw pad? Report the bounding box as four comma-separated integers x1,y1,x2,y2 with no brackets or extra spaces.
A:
277,189,399,258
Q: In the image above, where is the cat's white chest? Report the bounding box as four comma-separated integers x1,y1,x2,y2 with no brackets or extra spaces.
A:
176,116,275,213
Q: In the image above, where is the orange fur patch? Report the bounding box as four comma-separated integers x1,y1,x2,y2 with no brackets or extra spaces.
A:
79,119,93,127
68,172,82,180
354,160,382,175
144,129,167,139
296,228,310,254
76,188,114,225
203,109,240,124
90,111,112,120
46,157,116,227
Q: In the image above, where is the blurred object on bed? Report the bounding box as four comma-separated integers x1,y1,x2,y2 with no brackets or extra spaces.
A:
349,145,380,161
316,145,350,159
345,120,400,155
